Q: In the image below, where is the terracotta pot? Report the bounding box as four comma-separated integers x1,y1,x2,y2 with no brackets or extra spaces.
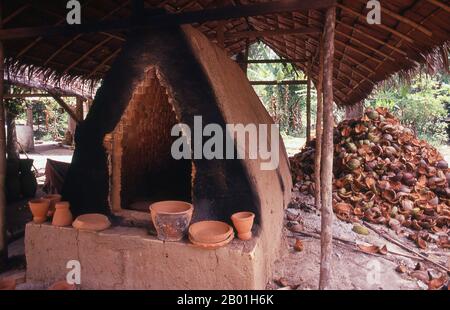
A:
52,201,73,227
72,214,111,231
0,277,16,290
29,199,50,224
189,221,232,244
43,194,62,216
149,201,193,241
48,280,76,290
231,211,255,241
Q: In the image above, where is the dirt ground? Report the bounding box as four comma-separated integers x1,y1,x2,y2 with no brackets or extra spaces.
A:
266,189,450,290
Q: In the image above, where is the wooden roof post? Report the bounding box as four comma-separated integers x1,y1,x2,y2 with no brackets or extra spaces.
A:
76,97,84,121
319,5,336,290
0,1,8,271
306,60,312,143
314,38,324,210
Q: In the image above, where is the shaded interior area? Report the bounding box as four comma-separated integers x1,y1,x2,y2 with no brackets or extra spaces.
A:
116,74,192,211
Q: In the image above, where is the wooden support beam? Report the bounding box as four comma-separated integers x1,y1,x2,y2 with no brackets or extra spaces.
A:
335,30,396,61
225,27,321,40
314,38,324,210
3,93,78,98
2,3,30,26
425,0,450,14
336,4,414,44
49,93,82,123
319,5,336,290
249,80,308,85
64,37,113,74
306,61,312,143
87,48,121,79
240,58,307,64
354,0,432,36
16,0,96,57
0,4,7,271
336,21,407,56
335,39,382,64
0,0,336,40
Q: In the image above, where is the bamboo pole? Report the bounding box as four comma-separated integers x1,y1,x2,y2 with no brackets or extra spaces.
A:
306,61,312,143
0,1,7,270
314,39,324,210
319,5,336,290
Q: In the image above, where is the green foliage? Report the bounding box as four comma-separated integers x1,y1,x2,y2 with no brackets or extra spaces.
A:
365,73,450,146
247,42,315,137
5,85,26,116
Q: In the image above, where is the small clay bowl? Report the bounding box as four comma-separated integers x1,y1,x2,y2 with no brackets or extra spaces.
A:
189,232,234,250
72,214,111,231
189,221,232,244
48,280,76,290
0,277,16,290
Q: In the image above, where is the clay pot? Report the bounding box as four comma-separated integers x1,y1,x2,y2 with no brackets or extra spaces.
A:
29,199,50,224
52,202,73,227
149,201,193,241
48,280,76,290
231,211,255,241
43,194,62,216
189,221,232,244
72,214,111,231
0,277,16,290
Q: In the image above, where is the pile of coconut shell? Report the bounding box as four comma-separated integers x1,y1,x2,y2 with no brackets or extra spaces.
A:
290,107,450,249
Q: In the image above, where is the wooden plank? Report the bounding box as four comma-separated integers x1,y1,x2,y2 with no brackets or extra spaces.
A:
0,0,336,40
319,6,336,290
249,80,308,85
225,27,322,40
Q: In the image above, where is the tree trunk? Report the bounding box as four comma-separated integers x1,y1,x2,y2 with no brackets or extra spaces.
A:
26,104,34,151
5,110,19,159
319,6,336,290
314,39,324,210
345,101,364,119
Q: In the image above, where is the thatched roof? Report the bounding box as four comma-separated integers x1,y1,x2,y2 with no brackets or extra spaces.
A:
2,0,450,105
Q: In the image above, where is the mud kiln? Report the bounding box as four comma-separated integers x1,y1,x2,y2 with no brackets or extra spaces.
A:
25,25,292,289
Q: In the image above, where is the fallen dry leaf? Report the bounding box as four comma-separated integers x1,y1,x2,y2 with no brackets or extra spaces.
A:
416,237,428,250
294,239,304,252
395,265,408,274
378,245,388,255
274,277,290,287
410,270,430,284
428,275,447,290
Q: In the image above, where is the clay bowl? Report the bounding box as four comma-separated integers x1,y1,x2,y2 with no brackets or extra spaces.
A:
149,201,193,241
48,280,76,290
72,214,111,232
189,221,233,244
29,199,50,224
0,277,16,290
189,232,234,250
